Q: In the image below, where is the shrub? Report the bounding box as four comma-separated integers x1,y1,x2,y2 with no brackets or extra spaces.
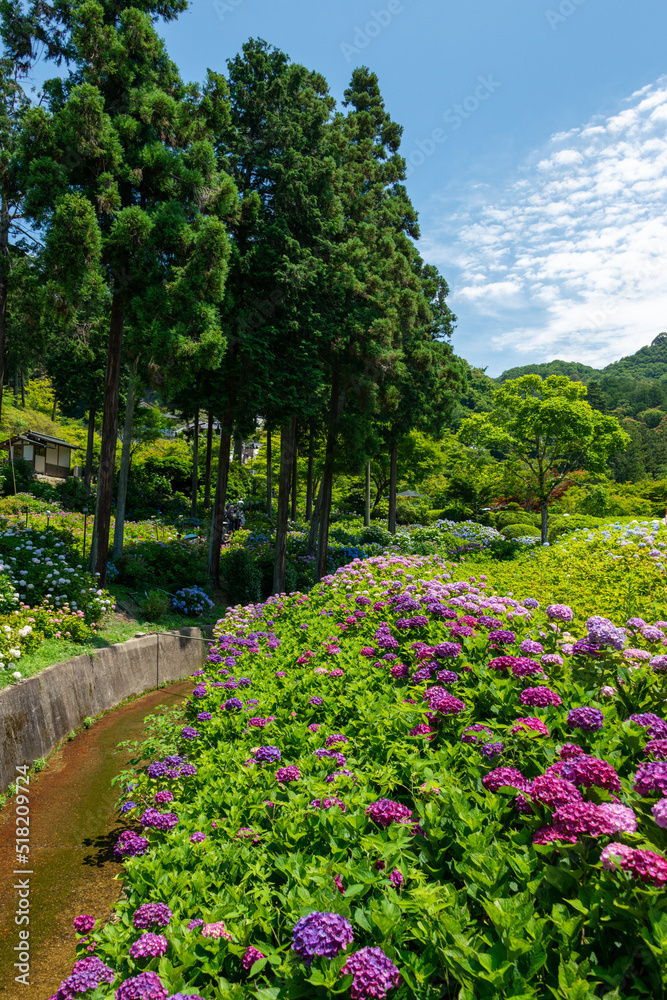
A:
142,590,170,621
501,522,541,539
220,547,263,606
494,510,534,530
56,476,93,513
117,540,207,590
0,458,34,496
358,525,392,546
172,586,214,617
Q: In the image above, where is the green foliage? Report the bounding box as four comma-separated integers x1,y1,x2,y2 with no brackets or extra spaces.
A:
0,571,18,612
358,525,393,546
142,589,170,622
220,546,263,606
0,456,33,495
56,475,93,513
117,540,207,591
500,522,540,539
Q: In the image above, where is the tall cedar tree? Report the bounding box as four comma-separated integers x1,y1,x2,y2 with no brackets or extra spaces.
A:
4,1,235,584
0,55,32,427
205,39,340,590
311,68,461,577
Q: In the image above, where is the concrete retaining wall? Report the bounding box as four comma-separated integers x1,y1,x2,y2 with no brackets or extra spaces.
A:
0,629,207,793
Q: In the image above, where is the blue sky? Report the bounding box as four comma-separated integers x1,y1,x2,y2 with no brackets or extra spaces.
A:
23,0,667,375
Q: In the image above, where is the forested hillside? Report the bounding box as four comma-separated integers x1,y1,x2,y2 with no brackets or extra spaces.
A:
494,333,667,480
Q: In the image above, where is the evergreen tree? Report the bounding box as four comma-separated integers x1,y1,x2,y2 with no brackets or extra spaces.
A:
6,1,235,584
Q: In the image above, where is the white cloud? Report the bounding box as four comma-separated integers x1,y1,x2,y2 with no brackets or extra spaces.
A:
424,77,667,372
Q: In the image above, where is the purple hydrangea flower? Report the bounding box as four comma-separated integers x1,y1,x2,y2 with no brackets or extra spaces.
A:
340,946,401,1000
567,707,604,733
291,911,354,965
634,761,667,796
433,642,461,659
140,809,178,833
190,832,206,844
461,723,493,744
50,957,115,1000
132,902,172,931
480,742,504,758
224,698,243,711
129,933,168,959
115,972,168,1000
146,762,168,779
120,801,137,814
114,831,149,861
629,713,667,740
546,604,574,622
180,727,199,740
197,712,212,722
179,764,197,777
488,630,516,645
309,697,324,706
650,655,667,673
254,746,281,764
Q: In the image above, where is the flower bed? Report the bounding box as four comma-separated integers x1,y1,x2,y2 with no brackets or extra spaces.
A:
55,551,667,999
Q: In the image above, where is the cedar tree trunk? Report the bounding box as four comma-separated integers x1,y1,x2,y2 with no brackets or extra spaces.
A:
112,357,137,561
91,292,125,586
273,415,297,594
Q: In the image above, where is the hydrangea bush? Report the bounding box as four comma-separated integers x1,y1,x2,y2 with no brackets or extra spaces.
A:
53,550,667,1000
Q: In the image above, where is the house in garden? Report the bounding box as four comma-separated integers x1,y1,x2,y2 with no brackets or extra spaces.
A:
1,431,79,480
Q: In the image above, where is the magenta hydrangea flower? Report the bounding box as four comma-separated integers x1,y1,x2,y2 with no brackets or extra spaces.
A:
652,798,667,828
645,740,667,760
310,797,346,811
519,687,562,708
390,663,409,679
552,800,614,839
511,716,549,737
482,767,527,793
275,766,300,783
511,658,543,678
624,848,667,887
365,798,413,827
340,946,401,1000
132,903,172,931
309,697,324,706
528,774,581,810
242,946,265,971
115,971,168,1000
291,911,354,965
567,707,604,733
129,933,168,959
555,754,621,792
153,790,174,805
325,734,349,746
598,803,637,833
389,868,403,888
427,692,466,716
601,841,635,870
73,914,95,934
409,723,436,738
487,655,516,672
190,832,206,844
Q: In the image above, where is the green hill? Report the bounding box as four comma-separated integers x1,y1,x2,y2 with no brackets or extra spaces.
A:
497,359,601,384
